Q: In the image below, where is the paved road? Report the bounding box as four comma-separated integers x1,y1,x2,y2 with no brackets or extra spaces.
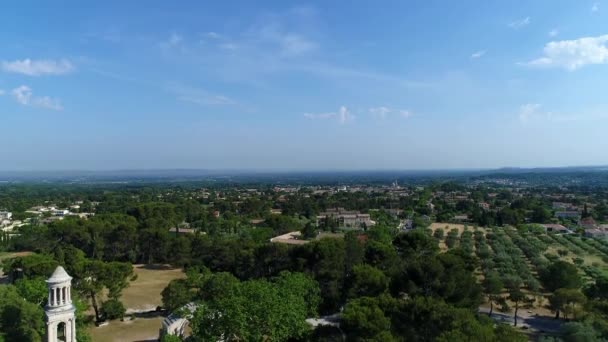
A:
478,308,563,333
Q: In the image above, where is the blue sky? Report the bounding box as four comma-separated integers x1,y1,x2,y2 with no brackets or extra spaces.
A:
1,0,608,170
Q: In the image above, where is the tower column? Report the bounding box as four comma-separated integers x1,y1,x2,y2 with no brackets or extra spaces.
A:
46,322,55,342
65,319,72,342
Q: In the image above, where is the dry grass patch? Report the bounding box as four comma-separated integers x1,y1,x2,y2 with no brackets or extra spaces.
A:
120,265,185,312
87,316,163,342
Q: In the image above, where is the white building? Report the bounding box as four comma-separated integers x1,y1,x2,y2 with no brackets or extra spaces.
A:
0,211,12,220
45,266,76,342
52,209,70,217
161,302,196,338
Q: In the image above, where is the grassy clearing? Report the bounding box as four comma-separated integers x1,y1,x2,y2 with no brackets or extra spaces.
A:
88,316,163,342
0,251,32,261
121,265,186,312
87,265,185,341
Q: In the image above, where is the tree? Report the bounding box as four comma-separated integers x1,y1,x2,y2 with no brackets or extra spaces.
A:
364,240,399,273
531,206,551,223
0,285,45,342
508,287,527,327
160,334,183,342
482,272,503,317
393,230,439,260
294,238,346,313
344,231,365,274
341,296,394,341
272,272,321,317
15,277,48,306
162,279,194,312
190,273,318,341
540,261,582,292
585,276,608,300
347,265,389,299
101,299,126,320
560,322,601,341
432,228,444,241
73,259,134,322
2,253,58,281
548,288,586,319
391,296,524,341
301,222,318,240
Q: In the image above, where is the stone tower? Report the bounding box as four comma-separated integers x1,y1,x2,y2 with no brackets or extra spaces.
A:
45,266,76,342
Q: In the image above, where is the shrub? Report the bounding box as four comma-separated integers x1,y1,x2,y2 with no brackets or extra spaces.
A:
101,299,126,320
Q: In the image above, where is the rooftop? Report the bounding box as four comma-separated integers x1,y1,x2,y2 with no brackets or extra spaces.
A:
47,266,72,283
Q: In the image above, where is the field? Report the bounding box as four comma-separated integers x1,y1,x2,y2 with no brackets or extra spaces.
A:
87,264,185,342
429,223,476,251
432,223,608,324
88,316,163,342
121,265,185,313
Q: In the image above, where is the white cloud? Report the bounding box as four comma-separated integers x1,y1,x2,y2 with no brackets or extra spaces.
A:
508,17,531,29
219,43,238,51
519,103,542,123
205,32,221,39
337,106,353,124
11,85,63,110
369,106,391,119
592,2,599,12
549,29,559,37
304,106,353,124
400,110,412,118
368,106,413,120
0,89,4,96
1,59,74,76
156,7,428,92
516,103,604,123
470,50,486,59
160,33,184,50
523,34,608,70
279,33,317,56
252,23,318,57
303,112,336,120
166,82,235,106
168,33,183,46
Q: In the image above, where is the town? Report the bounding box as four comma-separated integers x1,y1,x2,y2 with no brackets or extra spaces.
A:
2,169,608,341
3,1,608,341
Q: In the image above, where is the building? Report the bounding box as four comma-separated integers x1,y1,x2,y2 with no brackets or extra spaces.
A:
317,208,376,229
580,217,599,230
584,229,608,239
540,224,570,233
555,211,581,219
552,202,576,210
400,219,414,230
478,202,490,211
45,266,76,342
454,215,469,222
169,227,196,234
161,302,196,338
0,211,12,220
385,209,403,218
52,209,70,217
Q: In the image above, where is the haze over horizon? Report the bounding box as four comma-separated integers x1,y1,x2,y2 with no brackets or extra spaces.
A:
2,0,608,170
